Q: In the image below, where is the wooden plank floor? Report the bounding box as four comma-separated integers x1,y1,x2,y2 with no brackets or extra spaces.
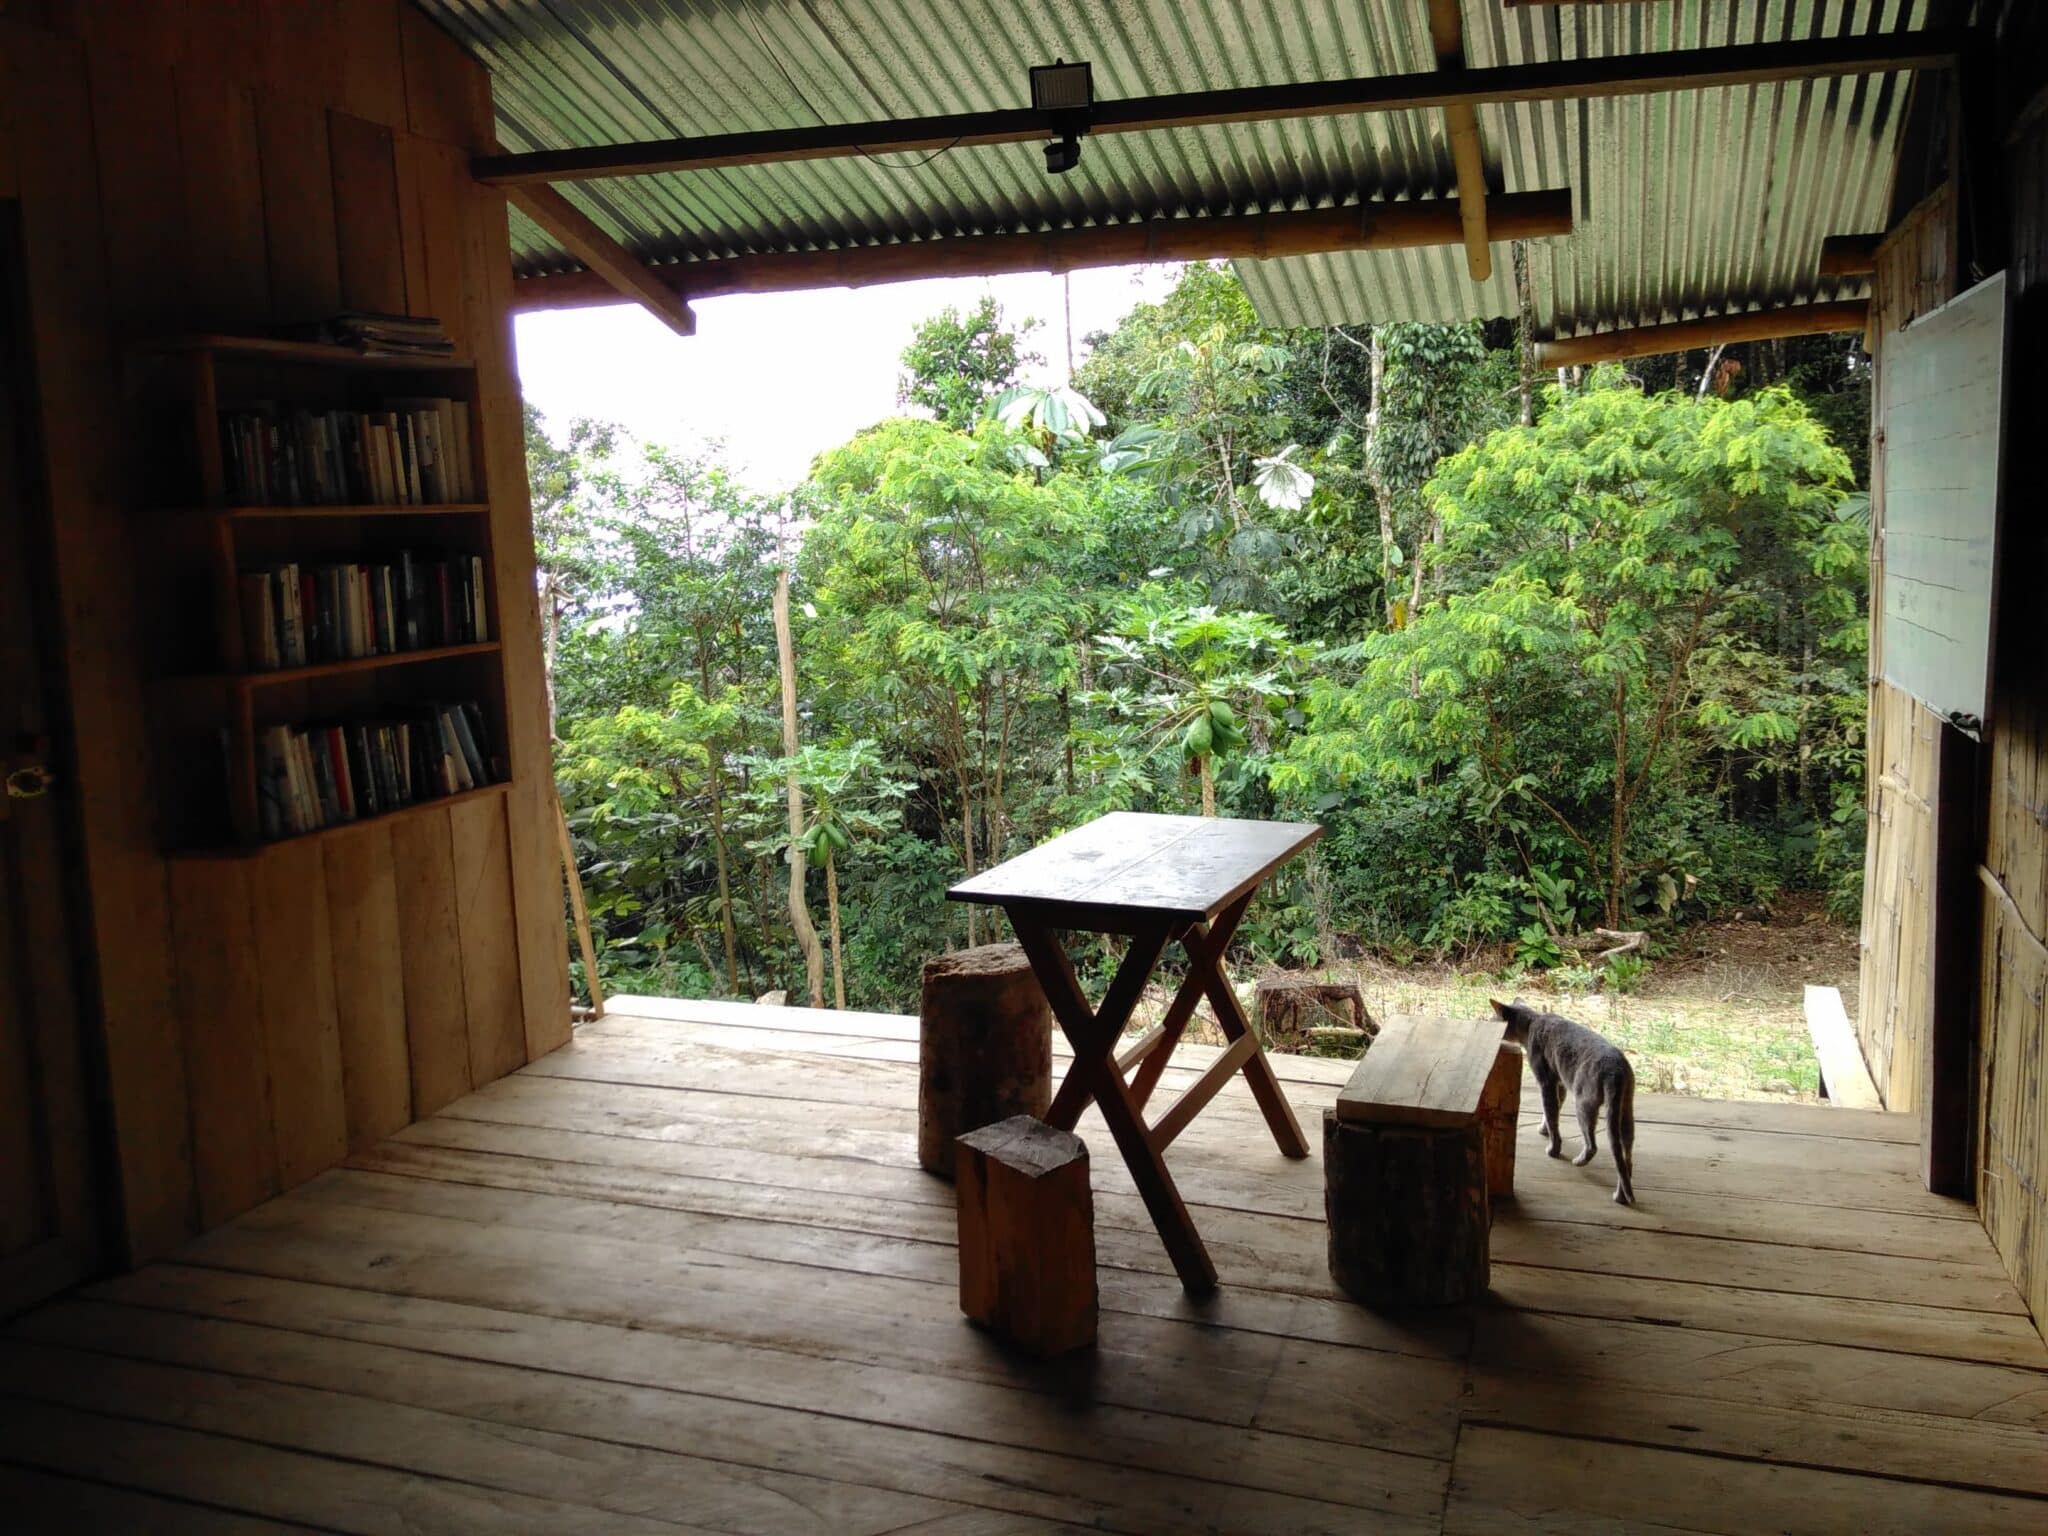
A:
6,995,2047,1534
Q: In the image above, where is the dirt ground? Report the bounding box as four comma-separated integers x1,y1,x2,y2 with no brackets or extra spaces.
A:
1142,893,1858,1103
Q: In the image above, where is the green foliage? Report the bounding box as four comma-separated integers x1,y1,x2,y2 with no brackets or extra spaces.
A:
542,263,1870,1013
897,296,1040,429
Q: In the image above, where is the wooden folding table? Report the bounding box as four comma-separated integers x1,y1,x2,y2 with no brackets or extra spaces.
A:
949,811,1320,1293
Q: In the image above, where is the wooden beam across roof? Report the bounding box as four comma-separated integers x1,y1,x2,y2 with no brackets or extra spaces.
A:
1819,232,1884,276
1429,0,1492,284
501,182,696,336
473,29,1964,187
1532,299,1872,367
509,190,1574,313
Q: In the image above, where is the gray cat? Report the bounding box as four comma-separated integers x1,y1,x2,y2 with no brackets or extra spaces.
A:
1491,998,1636,1205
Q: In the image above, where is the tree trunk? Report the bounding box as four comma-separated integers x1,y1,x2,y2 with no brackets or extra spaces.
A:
1513,240,1536,427
1609,673,1627,927
773,569,825,1008
543,578,562,738
707,751,741,993
1199,754,1217,817
825,845,846,1012
1365,329,1401,625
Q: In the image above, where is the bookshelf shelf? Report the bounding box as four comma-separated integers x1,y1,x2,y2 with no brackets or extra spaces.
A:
209,641,501,692
143,334,475,371
160,502,493,520
176,781,511,862
144,334,512,854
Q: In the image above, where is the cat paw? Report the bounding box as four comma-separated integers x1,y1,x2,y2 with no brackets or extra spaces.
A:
1545,1144,1564,1159
1572,1148,1596,1167
1613,1189,1634,1206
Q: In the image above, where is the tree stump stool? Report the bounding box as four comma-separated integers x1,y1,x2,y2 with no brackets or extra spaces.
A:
918,942,1052,1180
1324,1014,1512,1308
1253,977,1376,1053
955,1115,1096,1355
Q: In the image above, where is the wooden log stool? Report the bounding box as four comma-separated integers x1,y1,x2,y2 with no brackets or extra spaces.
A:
955,1115,1096,1355
1253,976,1376,1053
918,942,1053,1179
1324,1015,1521,1307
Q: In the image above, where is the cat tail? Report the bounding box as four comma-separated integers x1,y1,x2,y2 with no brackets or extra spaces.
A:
1608,1071,1636,1206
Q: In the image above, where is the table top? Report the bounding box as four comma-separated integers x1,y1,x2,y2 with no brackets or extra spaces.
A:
947,811,1321,926
1335,1014,1510,1129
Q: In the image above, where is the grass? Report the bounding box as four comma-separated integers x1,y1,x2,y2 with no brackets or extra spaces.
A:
1137,894,1858,1104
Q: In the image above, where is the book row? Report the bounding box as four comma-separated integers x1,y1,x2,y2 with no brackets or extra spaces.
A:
239,552,489,670
258,701,493,840
219,397,475,506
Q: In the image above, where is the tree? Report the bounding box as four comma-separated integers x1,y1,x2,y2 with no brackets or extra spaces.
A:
525,404,618,734
1080,588,1307,817
1279,381,1857,929
898,297,1041,429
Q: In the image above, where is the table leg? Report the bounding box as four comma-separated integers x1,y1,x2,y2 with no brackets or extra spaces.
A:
1128,893,1253,1112
1183,918,1311,1159
1011,916,1219,1294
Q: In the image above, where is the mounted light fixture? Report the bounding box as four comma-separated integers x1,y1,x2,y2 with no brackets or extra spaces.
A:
1030,58,1093,175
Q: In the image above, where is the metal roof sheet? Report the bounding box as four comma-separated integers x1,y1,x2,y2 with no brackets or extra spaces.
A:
420,0,1941,338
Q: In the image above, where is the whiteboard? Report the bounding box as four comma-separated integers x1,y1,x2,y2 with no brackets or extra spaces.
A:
1879,270,2009,733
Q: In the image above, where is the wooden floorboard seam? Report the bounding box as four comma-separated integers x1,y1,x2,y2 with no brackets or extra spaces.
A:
0,1456,356,1536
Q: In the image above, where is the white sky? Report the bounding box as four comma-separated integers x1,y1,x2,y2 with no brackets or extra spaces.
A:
512,264,1184,493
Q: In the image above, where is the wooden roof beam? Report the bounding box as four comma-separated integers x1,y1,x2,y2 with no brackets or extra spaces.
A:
502,182,696,336
1429,0,1491,284
1532,300,1871,367
473,29,1963,186
509,191,1574,313
1819,232,1883,276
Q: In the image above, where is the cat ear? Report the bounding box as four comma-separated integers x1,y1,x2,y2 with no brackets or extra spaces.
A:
1489,998,1512,1019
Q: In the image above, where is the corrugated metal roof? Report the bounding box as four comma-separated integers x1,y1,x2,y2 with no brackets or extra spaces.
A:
420,0,1943,338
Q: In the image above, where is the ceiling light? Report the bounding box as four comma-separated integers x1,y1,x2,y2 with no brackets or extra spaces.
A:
1030,59,1093,115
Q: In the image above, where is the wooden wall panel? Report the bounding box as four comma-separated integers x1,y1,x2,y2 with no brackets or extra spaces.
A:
1858,184,1962,1116
1859,683,1940,1109
1977,109,2048,1332
391,809,473,1117
167,861,276,1228
322,825,412,1148
1,0,571,1265
328,111,408,314
254,93,342,322
4,16,194,1260
172,72,270,327
451,794,526,1085
249,843,348,1187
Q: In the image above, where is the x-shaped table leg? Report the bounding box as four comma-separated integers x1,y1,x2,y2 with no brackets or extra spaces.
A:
1010,915,1218,1294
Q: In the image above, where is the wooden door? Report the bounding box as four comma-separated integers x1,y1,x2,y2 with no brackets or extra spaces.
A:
0,201,103,1314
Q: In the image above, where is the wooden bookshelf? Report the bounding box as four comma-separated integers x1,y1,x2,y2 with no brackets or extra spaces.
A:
141,336,513,855
175,782,512,862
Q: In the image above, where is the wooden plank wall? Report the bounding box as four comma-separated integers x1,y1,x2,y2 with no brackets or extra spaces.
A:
0,1,568,1264
1857,185,1957,1114
1978,108,2048,1332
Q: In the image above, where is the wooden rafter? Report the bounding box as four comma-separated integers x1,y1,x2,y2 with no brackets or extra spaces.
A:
1429,0,1492,283
473,30,1963,186
502,182,696,337
509,191,1574,312
1819,232,1883,276
1532,300,1871,367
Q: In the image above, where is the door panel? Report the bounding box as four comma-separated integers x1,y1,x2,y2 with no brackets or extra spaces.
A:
0,199,102,1314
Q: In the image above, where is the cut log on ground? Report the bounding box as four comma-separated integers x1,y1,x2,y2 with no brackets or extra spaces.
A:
918,942,1053,1179
1324,1109,1489,1308
1254,977,1376,1053
955,1115,1096,1356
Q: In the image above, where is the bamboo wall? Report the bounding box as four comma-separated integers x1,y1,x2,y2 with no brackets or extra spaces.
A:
1977,108,2048,1331
0,2,568,1262
1858,185,1956,1114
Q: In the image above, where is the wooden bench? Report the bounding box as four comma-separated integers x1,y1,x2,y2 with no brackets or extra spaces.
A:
1323,1015,1522,1307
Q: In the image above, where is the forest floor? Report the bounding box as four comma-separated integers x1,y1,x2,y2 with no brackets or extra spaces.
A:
1147,893,1859,1103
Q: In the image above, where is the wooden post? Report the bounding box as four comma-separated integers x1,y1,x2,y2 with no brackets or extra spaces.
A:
554,788,603,1020
1323,1109,1489,1308
918,942,1052,1179
955,1115,1096,1356
1479,1045,1522,1202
